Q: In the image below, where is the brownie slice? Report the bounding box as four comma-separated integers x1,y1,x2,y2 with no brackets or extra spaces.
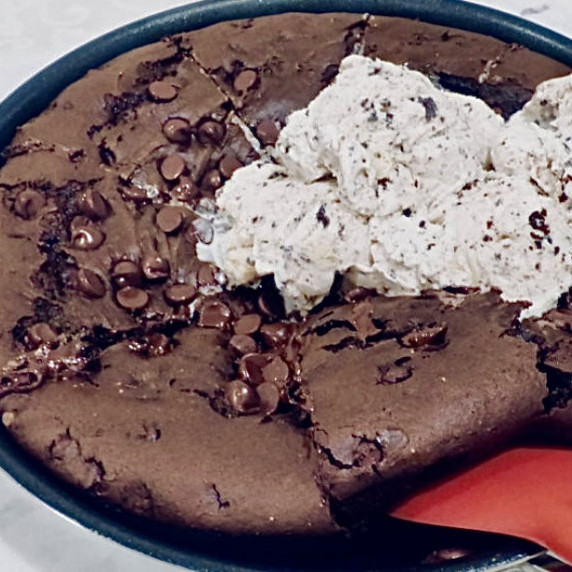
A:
298,291,548,524
0,325,336,534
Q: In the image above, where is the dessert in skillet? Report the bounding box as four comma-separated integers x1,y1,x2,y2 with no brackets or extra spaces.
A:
1,12,572,535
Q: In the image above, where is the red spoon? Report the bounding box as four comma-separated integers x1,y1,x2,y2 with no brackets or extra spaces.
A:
392,446,572,564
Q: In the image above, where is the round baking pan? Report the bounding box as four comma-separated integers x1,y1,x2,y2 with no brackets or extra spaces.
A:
0,0,570,570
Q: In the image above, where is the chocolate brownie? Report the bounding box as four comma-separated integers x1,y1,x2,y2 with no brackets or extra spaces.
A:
0,12,571,540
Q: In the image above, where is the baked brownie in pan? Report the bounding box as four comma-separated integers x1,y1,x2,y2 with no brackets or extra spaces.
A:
1,4,572,570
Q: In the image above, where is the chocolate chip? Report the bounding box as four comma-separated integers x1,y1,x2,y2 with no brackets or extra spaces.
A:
148,81,178,102
201,169,223,192
170,178,198,203
111,260,143,288
401,323,448,349
77,188,110,219
219,156,243,179
198,300,232,329
27,323,58,349
197,263,218,287
116,286,150,311
238,353,272,386
256,382,281,416
234,314,262,335
192,219,214,245
71,227,106,250
77,268,106,298
256,119,280,146
162,117,192,144
142,255,170,281
197,120,226,145
225,380,260,415
260,323,291,348
156,206,184,234
229,334,258,356
233,69,258,94
262,355,289,385
164,283,196,306
159,154,186,182
14,189,46,219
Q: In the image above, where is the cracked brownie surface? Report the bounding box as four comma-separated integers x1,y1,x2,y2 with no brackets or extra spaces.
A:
1,12,572,536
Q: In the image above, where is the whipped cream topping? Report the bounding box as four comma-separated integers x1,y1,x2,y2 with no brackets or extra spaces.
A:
197,55,572,317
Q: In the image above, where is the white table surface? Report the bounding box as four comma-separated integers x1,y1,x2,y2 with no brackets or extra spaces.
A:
1,1,572,570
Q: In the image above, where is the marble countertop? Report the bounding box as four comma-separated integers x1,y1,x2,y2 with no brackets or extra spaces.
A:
1,1,571,570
